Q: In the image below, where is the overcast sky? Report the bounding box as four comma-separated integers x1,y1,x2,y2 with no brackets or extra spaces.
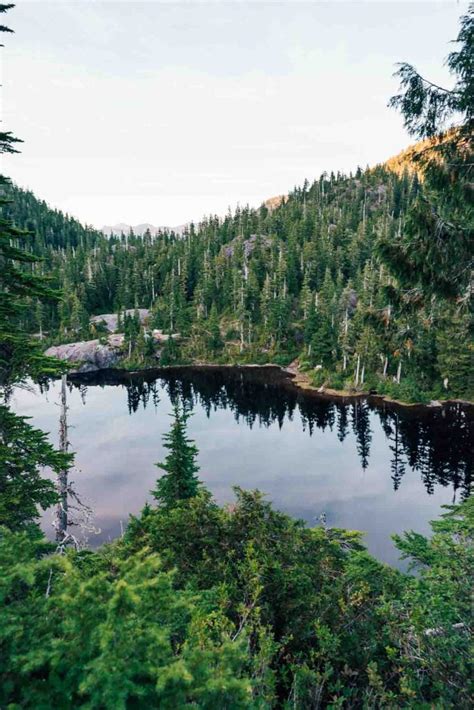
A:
1,0,468,228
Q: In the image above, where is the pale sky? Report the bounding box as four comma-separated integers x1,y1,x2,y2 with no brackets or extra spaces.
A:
1,0,468,228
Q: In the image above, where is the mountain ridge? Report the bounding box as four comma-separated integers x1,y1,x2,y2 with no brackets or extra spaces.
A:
99,140,432,237
101,222,187,237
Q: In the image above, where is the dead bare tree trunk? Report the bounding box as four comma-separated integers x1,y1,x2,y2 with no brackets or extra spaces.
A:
56,374,68,544
396,360,402,384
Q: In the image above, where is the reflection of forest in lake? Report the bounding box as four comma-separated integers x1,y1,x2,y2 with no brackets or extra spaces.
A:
18,365,470,565
68,366,473,502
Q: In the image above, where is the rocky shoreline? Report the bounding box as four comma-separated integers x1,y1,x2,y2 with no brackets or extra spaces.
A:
63,357,473,413
45,336,125,373
45,310,472,411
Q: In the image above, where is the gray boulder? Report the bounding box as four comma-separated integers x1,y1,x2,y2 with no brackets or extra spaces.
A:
45,335,124,373
90,309,149,334
223,234,273,259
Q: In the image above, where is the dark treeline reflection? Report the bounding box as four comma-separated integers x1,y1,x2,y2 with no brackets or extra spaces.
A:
66,367,473,501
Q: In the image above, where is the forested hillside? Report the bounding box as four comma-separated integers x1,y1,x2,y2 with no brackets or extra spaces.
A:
6,147,472,403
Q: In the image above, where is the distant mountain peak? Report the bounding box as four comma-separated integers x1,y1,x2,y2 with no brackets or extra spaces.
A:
264,195,287,211
101,222,186,236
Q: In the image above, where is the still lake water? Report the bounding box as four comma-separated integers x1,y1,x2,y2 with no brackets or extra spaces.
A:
12,367,473,567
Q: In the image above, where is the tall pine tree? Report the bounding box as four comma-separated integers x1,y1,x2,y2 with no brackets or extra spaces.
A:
0,3,70,532
152,405,202,507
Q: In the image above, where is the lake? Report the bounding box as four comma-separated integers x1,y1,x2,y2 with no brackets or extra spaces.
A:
12,367,473,567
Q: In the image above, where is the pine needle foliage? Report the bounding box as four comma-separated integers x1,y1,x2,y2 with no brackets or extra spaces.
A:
152,405,202,507
381,6,474,303
389,6,473,139
0,4,68,533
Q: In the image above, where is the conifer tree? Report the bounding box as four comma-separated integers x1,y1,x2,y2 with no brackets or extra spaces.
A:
310,312,337,368
152,405,202,507
304,295,318,354
436,308,473,395
0,171,63,385
0,4,70,532
380,7,473,301
207,302,223,353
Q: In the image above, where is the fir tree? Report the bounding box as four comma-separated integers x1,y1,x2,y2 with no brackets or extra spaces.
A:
152,405,202,507
0,4,70,532
207,302,223,353
380,7,474,302
436,308,473,397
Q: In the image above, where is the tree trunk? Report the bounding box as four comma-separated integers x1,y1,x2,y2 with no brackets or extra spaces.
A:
355,354,360,387
396,360,402,384
56,374,68,544
383,356,388,377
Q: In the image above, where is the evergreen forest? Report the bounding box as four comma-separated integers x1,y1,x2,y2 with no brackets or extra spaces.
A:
6,140,473,403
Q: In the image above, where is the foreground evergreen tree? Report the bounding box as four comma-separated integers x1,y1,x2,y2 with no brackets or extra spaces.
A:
0,5,61,386
0,172,62,386
379,6,473,302
127,471,474,707
0,530,254,708
152,405,202,507
0,3,70,533
389,499,474,707
0,407,66,532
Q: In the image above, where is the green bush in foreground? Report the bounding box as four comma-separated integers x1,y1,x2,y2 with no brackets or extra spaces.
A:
1,495,472,708
0,529,253,709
